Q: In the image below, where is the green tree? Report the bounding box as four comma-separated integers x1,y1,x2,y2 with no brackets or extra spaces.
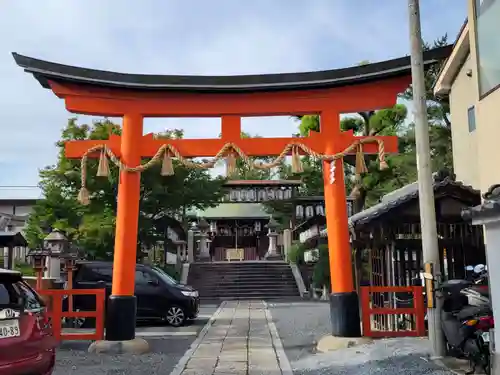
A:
26,118,226,259
401,35,453,172
230,131,279,180
297,103,409,212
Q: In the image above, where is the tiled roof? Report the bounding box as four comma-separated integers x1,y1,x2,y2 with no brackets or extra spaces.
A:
187,203,270,219
462,184,500,222
321,174,479,236
0,186,42,200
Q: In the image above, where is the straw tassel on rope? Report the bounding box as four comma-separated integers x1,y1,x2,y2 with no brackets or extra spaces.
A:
355,144,368,175
225,150,237,177
377,140,389,170
96,148,110,177
78,156,90,206
291,145,304,174
354,143,368,183
77,187,90,206
161,149,175,176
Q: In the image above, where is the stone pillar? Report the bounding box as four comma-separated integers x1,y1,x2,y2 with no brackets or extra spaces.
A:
44,255,61,279
283,229,292,262
187,229,194,263
462,185,500,374
198,233,210,261
265,232,281,260
265,217,282,260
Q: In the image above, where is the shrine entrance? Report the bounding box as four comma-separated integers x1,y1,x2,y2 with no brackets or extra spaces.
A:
194,179,301,262
13,46,450,345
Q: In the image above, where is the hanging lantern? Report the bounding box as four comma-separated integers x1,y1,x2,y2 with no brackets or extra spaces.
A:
209,221,217,233
305,206,314,218
254,221,262,232
295,205,304,219
315,205,325,216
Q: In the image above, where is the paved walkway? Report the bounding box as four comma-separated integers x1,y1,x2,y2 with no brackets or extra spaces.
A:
171,300,292,375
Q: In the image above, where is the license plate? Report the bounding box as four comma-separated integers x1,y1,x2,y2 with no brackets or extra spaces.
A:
482,332,490,342
0,319,20,339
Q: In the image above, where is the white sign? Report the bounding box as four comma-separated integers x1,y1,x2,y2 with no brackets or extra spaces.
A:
329,161,336,184
299,225,319,243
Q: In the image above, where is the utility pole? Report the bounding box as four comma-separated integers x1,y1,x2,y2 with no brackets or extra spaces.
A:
407,0,445,358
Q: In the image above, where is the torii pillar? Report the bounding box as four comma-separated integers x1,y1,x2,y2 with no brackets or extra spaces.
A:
12,47,450,346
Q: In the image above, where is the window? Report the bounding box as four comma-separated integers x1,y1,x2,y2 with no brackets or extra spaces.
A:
468,106,476,132
0,282,17,307
135,270,155,285
15,282,43,311
80,266,113,283
474,0,500,96
152,267,178,285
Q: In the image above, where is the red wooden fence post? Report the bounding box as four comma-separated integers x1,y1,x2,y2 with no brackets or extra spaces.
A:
413,286,426,336
95,289,105,340
360,287,372,337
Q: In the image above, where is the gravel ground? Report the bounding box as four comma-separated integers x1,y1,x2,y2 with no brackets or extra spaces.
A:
268,301,454,375
53,337,194,375
267,301,332,362
52,304,219,375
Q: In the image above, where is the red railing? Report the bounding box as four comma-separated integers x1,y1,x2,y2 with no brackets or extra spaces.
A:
38,288,106,341
360,286,426,338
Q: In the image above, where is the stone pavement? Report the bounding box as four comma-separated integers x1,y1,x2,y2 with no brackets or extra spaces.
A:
172,300,292,375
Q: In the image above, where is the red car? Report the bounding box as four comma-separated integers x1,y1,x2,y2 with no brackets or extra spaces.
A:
0,268,57,375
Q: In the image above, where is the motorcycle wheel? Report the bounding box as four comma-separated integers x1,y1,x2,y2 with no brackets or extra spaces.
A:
481,348,490,375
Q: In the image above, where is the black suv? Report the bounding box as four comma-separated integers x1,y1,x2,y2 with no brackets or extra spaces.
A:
66,261,199,327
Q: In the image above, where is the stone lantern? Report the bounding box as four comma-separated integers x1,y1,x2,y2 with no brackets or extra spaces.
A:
60,244,80,311
197,218,210,261
173,239,187,263
265,217,281,260
60,244,79,276
27,247,51,290
43,229,68,280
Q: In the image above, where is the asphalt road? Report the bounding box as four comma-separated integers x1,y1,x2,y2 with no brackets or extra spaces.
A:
268,301,455,375
52,304,219,375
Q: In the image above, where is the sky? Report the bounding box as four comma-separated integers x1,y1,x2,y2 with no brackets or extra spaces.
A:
0,0,467,199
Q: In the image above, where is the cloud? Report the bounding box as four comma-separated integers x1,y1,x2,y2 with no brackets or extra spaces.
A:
0,0,466,189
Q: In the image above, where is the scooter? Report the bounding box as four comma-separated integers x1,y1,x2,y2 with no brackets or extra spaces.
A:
438,266,492,374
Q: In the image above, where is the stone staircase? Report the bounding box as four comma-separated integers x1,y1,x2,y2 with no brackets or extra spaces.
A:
187,261,301,301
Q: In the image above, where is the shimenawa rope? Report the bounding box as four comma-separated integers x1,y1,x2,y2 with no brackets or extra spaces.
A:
77,137,389,205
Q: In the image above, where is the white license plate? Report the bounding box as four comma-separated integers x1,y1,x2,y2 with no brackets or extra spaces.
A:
0,319,20,339
482,332,490,342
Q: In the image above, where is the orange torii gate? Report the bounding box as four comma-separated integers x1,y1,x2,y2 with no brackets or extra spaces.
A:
13,47,450,347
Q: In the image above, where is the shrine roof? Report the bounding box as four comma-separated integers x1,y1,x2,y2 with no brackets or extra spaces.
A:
0,231,28,247
187,203,270,220
320,172,479,236
12,46,451,93
224,180,301,187
462,184,500,223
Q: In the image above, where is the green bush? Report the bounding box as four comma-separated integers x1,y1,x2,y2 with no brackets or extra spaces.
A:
159,264,181,281
312,244,330,289
14,262,35,276
288,241,308,264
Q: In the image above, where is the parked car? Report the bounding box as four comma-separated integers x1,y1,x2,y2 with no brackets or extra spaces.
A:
0,268,57,375
65,261,199,327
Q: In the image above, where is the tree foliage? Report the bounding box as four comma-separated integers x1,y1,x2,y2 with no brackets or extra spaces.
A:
26,118,226,259
296,36,452,212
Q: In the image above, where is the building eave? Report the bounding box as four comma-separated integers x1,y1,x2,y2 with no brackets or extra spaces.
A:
434,22,470,96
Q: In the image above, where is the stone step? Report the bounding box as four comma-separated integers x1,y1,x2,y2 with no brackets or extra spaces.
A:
191,264,290,269
187,262,300,300
199,288,299,296
189,274,295,281
198,285,297,293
